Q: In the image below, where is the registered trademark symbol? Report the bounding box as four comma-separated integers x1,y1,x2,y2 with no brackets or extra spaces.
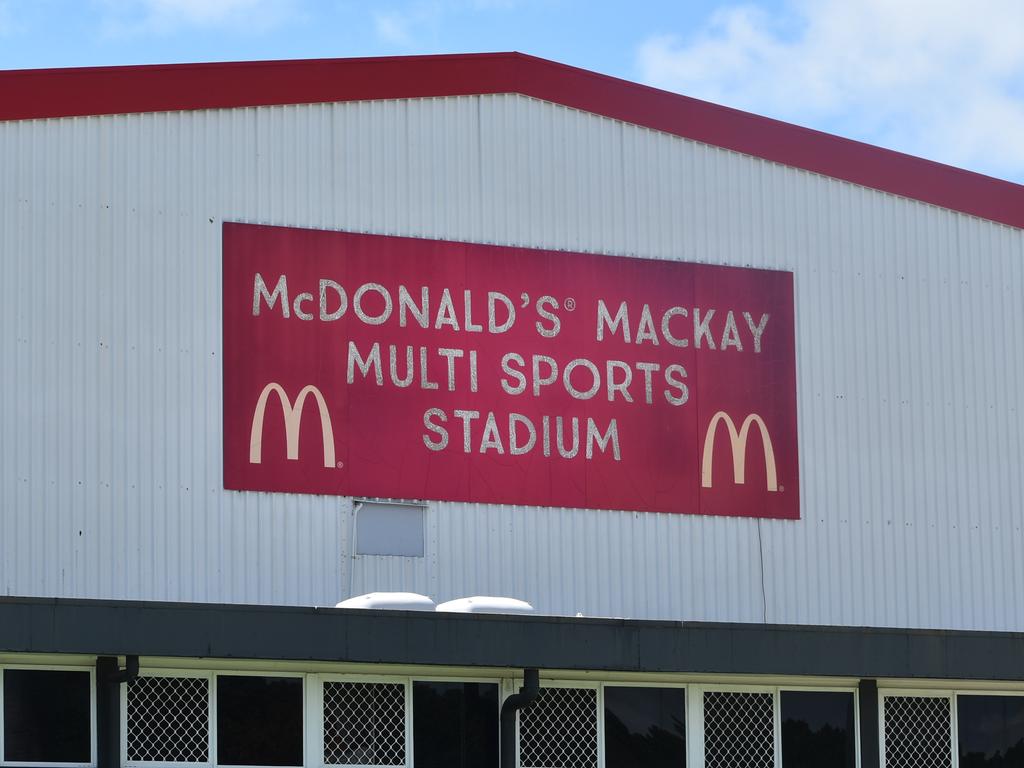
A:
336,461,344,469
564,297,576,311
778,485,784,492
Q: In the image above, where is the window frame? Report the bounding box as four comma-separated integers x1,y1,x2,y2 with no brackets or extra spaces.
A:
951,689,1024,768
691,683,780,768
409,675,501,768
687,682,861,768
601,681,688,768
0,663,97,768
878,688,956,768
514,678,601,768
778,685,861,768
312,673,410,768
120,668,214,768
213,670,306,768
121,669,307,768
112,665,961,768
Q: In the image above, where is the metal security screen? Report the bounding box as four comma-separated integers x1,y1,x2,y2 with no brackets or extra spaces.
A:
519,686,598,768
322,681,406,766
126,675,209,762
883,695,952,768
703,691,775,768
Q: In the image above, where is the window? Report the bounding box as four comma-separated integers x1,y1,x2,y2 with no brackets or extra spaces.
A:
217,676,303,767
2,668,92,764
519,685,598,768
322,680,406,767
780,690,855,768
413,681,498,768
958,695,1024,768
126,674,209,763
604,686,685,768
883,693,952,768
114,669,914,768
703,690,774,768
355,501,425,557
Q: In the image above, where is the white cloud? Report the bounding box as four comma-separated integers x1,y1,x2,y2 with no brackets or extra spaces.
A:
469,0,520,8
637,0,1024,182
372,0,520,50
144,0,275,25
98,0,297,35
373,2,445,49
374,9,417,47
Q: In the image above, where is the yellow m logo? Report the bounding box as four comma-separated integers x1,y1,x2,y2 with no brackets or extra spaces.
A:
249,383,336,468
701,411,778,492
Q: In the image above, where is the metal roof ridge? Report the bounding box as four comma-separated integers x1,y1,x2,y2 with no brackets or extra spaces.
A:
1,52,1021,231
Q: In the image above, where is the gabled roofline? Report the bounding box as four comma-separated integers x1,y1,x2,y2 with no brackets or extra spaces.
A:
2,51,1022,231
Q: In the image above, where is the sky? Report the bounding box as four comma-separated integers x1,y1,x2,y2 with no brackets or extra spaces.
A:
2,0,1023,185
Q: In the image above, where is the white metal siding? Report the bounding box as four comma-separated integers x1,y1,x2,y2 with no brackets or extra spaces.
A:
2,95,1022,629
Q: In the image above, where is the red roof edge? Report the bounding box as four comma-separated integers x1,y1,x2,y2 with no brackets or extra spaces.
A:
2,51,1022,231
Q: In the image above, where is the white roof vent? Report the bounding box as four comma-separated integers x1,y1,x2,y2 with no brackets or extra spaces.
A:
335,592,436,611
435,596,535,614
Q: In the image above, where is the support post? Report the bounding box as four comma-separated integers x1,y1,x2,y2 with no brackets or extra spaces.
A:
859,678,880,768
96,655,138,767
95,656,120,768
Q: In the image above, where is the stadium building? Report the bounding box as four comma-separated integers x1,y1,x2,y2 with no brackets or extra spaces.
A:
2,52,1024,768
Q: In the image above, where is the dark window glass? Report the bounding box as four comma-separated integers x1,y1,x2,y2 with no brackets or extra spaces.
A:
413,681,498,768
604,686,686,768
781,691,856,768
216,675,302,766
958,695,1024,768
3,669,91,762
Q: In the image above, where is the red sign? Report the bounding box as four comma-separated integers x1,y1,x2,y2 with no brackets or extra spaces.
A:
223,223,799,519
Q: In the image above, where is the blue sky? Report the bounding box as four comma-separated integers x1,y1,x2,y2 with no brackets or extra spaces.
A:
3,0,1023,185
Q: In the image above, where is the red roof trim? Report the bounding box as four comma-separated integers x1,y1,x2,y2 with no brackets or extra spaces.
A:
2,52,1022,230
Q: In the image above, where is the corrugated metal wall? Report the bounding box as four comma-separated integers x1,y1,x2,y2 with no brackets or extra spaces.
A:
2,95,1022,630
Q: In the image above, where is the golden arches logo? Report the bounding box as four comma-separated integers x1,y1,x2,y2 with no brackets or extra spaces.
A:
701,411,778,492
249,383,336,468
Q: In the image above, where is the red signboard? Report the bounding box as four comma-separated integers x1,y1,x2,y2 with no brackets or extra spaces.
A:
223,223,799,518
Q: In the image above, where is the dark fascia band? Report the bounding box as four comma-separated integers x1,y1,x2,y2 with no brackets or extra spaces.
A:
2,596,1023,681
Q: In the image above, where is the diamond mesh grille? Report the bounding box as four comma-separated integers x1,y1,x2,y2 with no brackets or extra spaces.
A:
519,686,598,768
884,695,952,768
126,675,209,763
323,681,406,766
703,691,774,768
